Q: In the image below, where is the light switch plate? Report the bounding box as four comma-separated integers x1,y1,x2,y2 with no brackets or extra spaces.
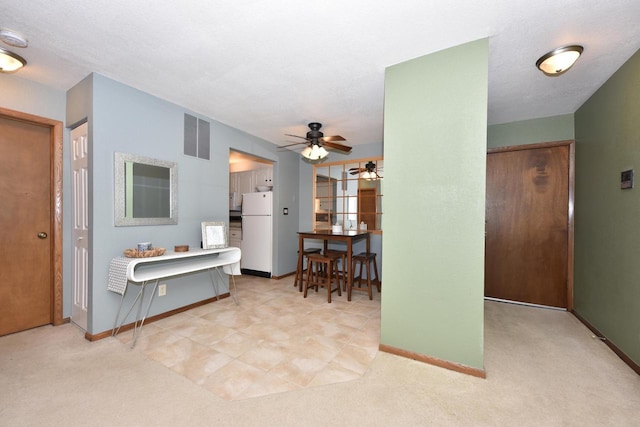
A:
621,169,633,189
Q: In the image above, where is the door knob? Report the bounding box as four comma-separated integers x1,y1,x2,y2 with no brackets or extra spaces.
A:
37,232,48,239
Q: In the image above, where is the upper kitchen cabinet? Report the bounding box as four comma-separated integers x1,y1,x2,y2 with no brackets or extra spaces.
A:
237,170,255,196
230,165,274,205
254,166,273,188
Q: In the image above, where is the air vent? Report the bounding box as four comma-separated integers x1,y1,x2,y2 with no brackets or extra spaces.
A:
184,113,210,160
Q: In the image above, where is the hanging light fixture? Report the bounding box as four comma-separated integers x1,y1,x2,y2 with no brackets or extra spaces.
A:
0,47,26,73
301,144,328,161
536,45,583,76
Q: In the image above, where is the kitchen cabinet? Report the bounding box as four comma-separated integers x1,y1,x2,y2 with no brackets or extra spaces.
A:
230,166,274,205
229,172,238,193
237,171,255,203
254,167,273,187
229,228,242,263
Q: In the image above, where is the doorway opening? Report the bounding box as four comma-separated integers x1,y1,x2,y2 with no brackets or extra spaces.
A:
228,150,274,277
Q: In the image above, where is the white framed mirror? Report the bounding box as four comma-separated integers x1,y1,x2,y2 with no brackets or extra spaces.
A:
114,152,178,226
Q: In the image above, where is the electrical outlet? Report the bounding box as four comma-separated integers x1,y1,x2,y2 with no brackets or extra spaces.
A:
158,284,167,296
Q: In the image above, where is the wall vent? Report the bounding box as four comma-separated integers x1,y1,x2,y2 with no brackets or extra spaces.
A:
184,113,210,160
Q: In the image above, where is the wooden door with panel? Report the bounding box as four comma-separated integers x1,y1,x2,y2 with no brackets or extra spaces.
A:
485,142,573,308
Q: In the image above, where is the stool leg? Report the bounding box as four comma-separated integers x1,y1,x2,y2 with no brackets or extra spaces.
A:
313,261,320,293
295,256,302,290
303,260,311,298
341,255,347,292
327,259,333,303
335,261,342,297
348,257,355,301
372,256,381,292
366,259,373,300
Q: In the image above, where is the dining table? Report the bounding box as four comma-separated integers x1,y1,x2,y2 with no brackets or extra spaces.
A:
297,230,370,293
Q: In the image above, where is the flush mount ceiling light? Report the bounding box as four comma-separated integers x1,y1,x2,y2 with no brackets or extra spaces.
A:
0,47,26,73
536,45,584,76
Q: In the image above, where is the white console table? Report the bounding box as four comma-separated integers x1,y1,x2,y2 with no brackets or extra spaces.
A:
109,247,241,347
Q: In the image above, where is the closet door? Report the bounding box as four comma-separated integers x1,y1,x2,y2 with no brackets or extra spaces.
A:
71,122,89,331
485,142,573,308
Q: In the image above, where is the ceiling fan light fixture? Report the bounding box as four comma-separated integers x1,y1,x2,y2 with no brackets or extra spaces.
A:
536,45,583,76
301,144,329,161
0,47,26,73
361,161,379,181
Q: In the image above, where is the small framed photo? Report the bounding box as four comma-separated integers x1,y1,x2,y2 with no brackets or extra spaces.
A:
201,221,228,249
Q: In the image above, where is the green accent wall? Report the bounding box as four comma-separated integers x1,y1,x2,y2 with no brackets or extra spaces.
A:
574,48,640,366
488,114,574,149
381,39,488,369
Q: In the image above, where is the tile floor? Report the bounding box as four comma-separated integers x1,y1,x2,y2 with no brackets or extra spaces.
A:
114,274,381,401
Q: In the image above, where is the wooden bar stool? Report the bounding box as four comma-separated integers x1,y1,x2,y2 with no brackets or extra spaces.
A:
348,252,380,301
304,252,342,303
324,249,348,290
294,248,322,291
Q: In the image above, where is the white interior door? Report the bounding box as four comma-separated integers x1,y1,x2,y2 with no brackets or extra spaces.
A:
71,122,89,331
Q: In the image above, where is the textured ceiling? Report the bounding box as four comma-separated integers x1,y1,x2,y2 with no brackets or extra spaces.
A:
2,0,639,149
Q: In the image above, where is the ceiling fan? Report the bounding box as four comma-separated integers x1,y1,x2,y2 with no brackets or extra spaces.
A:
282,122,352,160
349,161,383,180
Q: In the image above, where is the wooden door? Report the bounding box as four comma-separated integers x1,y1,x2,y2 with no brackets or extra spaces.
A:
485,142,573,308
358,187,377,230
0,116,52,335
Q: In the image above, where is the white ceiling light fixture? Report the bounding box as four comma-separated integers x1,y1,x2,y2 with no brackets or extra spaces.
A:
0,47,26,73
360,161,381,181
536,45,584,76
301,144,329,161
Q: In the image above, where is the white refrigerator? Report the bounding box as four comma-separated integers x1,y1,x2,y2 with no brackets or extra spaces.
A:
241,191,273,277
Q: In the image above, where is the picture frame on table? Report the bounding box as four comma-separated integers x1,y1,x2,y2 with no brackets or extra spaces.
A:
201,221,228,249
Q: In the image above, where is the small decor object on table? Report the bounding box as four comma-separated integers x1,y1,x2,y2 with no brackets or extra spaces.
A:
123,247,166,258
201,221,228,249
137,242,152,251
174,245,189,252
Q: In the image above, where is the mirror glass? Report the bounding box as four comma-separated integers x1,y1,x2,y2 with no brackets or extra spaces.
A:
114,152,177,226
314,158,383,232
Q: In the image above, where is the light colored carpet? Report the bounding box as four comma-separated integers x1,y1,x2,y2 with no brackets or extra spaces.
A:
1,298,639,426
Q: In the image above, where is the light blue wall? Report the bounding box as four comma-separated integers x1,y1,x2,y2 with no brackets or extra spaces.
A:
0,74,66,120
276,149,301,275
381,39,488,370
66,73,299,335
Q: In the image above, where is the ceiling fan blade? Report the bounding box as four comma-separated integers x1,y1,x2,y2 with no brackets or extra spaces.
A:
323,140,352,153
278,141,308,149
284,134,310,141
321,135,346,142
